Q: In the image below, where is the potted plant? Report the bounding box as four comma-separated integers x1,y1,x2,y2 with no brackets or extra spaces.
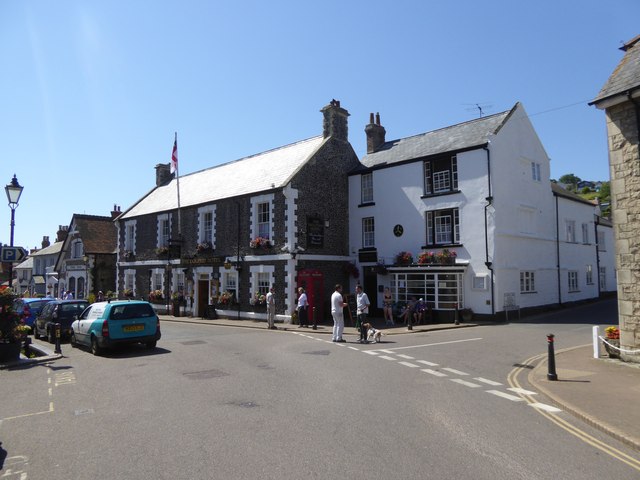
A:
249,292,266,307
395,251,414,266
0,287,23,363
123,288,134,299
155,246,170,256
602,326,620,358
249,237,272,249
148,289,164,304
418,251,435,265
436,249,457,265
196,241,213,254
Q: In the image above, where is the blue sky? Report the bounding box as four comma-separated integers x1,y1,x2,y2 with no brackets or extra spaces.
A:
1,0,638,250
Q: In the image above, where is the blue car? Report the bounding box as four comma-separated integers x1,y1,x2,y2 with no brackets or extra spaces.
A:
71,300,161,355
12,298,55,329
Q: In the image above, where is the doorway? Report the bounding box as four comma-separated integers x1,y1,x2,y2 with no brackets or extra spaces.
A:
197,280,208,317
297,269,325,322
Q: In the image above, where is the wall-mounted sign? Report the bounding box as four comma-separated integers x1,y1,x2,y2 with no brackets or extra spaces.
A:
393,224,404,237
307,216,324,247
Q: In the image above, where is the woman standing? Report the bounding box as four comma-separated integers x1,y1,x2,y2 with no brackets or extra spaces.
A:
383,287,394,325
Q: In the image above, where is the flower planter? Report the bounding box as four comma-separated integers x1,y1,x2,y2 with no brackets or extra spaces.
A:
0,343,21,363
603,338,620,358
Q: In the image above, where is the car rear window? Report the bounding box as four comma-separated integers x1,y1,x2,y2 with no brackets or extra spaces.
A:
60,303,89,314
109,304,155,320
30,300,50,310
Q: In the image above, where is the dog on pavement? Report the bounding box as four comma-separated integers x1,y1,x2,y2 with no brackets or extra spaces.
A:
366,325,385,343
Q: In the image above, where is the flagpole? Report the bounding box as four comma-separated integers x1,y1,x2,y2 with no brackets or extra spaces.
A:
174,132,182,236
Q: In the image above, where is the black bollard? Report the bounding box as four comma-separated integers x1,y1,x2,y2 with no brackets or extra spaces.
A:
547,334,558,381
54,323,62,355
312,306,317,330
454,304,460,325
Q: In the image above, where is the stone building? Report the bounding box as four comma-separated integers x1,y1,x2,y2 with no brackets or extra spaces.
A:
56,212,118,300
115,100,359,322
591,34,640,362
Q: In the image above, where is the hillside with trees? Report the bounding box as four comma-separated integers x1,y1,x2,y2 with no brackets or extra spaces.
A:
553,173,611,217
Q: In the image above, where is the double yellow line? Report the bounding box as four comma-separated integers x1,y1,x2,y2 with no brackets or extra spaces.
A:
509,352,640,472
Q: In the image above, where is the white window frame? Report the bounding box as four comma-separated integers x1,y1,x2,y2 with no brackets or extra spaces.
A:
124,220,136,253
71,240,84,259
124,269,136,294
361,173,373,203
566,220,576,243
251,194,274,241
157,213,170,248
424,156,457,195
581,223,589,244
223,271,238,298
568,271,579,292
520,271,536,293
599,266,607,291
362,217,375,248
531,162,541,182
426,208,460,246
198,205,216,247
586,264,593,285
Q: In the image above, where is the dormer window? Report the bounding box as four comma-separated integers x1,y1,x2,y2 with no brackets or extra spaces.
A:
424,155,458,195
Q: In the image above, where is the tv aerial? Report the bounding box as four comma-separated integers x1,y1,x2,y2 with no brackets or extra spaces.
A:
463,103,493,118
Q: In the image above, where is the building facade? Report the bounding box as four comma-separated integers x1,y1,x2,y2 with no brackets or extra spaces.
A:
591,34,640,362
349,103,615,320
116,101,360,322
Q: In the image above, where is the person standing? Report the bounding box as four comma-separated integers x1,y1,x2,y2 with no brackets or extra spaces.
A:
297,287,309,327
356,284,371,343
266,286,276,330
331,284,346,342
383,287,394,325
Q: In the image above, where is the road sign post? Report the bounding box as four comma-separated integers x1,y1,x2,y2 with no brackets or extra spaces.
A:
0,246,27,263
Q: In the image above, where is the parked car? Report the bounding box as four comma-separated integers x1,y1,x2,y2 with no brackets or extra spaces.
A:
34,300,90,342
13,298,55,329
71,300,161,355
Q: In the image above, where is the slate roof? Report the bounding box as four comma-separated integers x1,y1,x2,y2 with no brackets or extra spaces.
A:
72,215,117,254
358,104,516,169
121,136,325,218
30,242,63,256
550,182,597,207
591,35,640,105
15,256,34,269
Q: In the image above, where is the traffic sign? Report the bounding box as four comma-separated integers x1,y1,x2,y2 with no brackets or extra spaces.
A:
0,246,28,263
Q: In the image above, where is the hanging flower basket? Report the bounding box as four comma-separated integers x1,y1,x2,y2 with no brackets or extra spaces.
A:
155,246,170,256
343,262,360,278
418,251,435,265
249,237,272,249
196,241,213,254
436,249,457,265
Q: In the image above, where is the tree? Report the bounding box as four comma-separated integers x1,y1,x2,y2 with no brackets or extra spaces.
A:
559,173,582,191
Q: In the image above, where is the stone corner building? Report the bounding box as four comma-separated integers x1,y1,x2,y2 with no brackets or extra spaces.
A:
115,100,359,322
590,34,640,362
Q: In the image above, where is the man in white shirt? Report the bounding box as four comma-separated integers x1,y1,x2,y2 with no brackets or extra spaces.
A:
266,286,276,330
331,284,346,342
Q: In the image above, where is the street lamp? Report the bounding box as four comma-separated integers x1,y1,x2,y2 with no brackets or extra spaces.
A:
5,174,24,291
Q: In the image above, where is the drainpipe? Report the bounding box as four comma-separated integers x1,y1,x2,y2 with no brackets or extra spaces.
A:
555,194,562,305
594,214,601,297
483,144,495,316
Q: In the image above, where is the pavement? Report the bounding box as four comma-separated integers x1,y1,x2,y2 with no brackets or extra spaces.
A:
2,313,639,451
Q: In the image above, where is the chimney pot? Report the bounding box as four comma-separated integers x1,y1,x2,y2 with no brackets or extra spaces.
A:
365,110,386,154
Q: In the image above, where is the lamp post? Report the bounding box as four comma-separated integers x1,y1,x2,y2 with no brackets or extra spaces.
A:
83,255,89,299
5,174,24,291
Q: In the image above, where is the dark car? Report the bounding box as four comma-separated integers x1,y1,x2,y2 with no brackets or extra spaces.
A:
34,300,90,342
12,298,55,329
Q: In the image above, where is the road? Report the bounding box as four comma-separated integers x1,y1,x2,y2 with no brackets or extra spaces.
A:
1,299,638,479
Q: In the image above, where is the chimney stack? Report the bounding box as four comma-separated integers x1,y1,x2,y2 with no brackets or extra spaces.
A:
111,204,121,219
321,99,349,142
365,111,386,154
56,225,69,243
41,236,50,249
155,163,174,187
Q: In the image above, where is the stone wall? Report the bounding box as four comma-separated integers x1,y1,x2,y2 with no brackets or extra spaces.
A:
605,101,640,362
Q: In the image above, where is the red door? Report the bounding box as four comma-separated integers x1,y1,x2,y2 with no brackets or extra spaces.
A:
297,269,325,323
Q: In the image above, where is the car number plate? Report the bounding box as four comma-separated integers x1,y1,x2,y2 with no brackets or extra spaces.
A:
123,324,144,333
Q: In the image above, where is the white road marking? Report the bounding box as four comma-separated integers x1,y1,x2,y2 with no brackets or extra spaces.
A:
378,355,397,361
348,346,360,351
450,378,482,388
398,361,420,368
441,367,468,376
508,387,537,395
421,369,448,377
363,351,380,355
475,377,502,386
417,360,439,366
529,403,562,413
397,354,415,360
486,390,525,402
380,338,483,352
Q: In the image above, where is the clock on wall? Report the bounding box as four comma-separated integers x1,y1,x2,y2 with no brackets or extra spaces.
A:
393,224,404,237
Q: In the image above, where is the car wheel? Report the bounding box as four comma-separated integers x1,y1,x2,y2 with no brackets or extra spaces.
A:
146,341,157,349
91,336,102,356
70,331,77,347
